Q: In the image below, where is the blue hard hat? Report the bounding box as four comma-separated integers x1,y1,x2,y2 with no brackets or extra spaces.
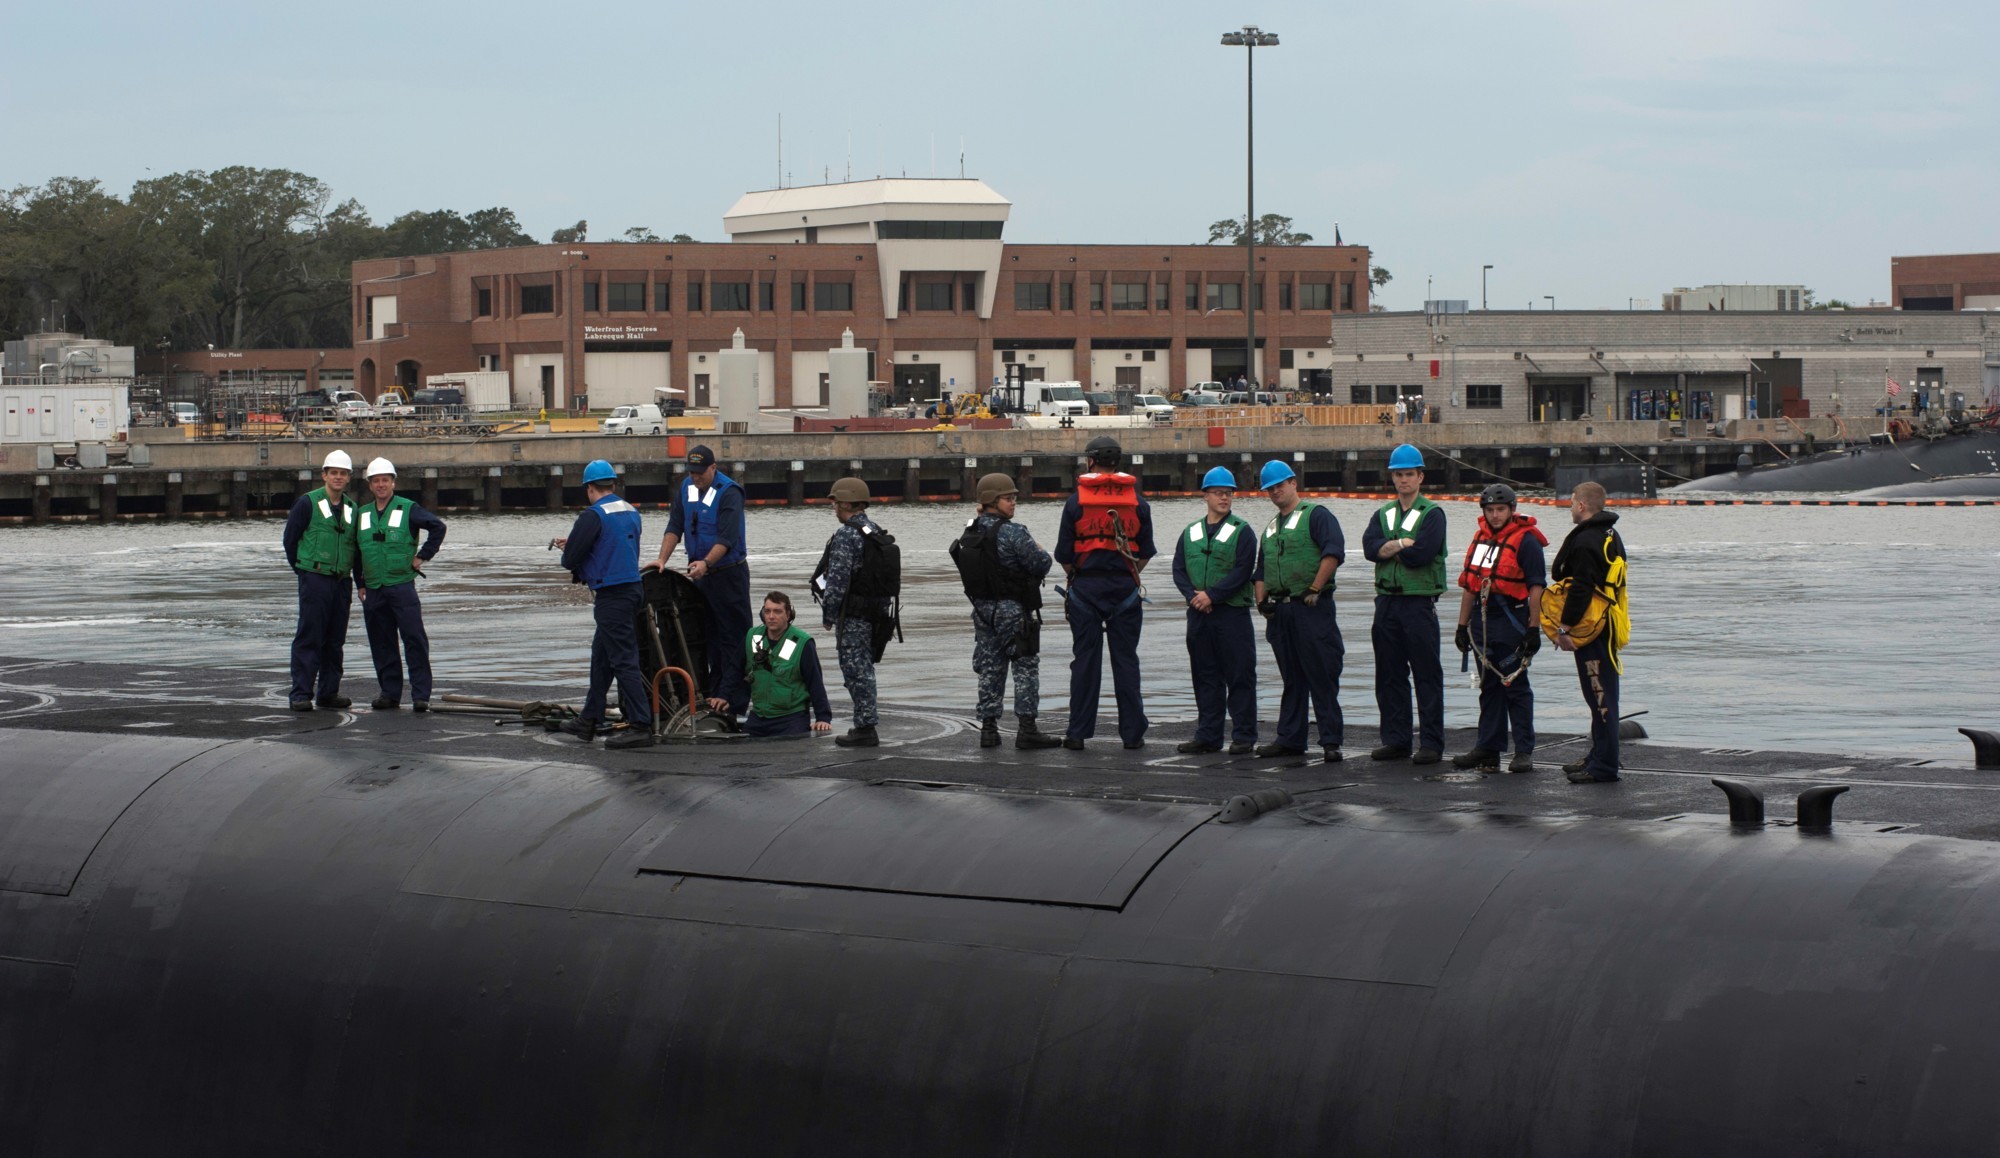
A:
1201,466,1237,491
582,459,617,485
1258,460,1296,490
1388,443,1425,471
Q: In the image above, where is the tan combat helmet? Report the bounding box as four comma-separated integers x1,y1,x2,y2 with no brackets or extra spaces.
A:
829,477,871,504
976,472,1018,506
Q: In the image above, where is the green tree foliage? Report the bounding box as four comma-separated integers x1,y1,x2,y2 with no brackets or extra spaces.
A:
550,220,588,244
1371,266,1392,291
1204,213,1313,246
622,226,662,242
381,207,536,255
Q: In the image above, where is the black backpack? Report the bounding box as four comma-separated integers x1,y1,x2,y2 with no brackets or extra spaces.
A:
847,523,900,602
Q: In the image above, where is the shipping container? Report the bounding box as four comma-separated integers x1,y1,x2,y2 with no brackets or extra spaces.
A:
425,371,511,413
0,384,131,445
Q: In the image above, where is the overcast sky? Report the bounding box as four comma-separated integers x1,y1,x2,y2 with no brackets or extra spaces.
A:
6,0,1994,309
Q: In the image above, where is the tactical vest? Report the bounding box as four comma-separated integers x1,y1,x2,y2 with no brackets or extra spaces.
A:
812,517,900,617
295,487,358,577
357,495,417,589
1259,502,1330,599
1072,472,1140,557
1457,515,1546,603
1373,496,1447,596
747,624,813,718
580,496,643,590
952,517,1042,609
1183,514,1254,606
681,472,746,568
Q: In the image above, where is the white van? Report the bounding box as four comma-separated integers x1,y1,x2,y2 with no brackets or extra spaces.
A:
1024,380,1091,418
601,404,665,436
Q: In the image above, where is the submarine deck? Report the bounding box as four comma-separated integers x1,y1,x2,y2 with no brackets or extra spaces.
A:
4,655,1995,842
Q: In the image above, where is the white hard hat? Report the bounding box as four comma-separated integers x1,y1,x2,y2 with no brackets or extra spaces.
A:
364,457,396,479
322,450,354,471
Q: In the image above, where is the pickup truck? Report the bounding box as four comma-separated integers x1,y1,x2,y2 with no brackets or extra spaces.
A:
601,404,665,436
375,391,415,417
1132,394,1177,423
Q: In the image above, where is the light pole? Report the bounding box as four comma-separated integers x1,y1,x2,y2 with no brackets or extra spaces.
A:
1482,264,1493,310
1544,295,1556,311
1221,24,1278,390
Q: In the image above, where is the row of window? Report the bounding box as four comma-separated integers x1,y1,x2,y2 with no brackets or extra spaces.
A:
1013,279,1350,313
501,279,857,317
1342,383,1504,408
876,220,1004,240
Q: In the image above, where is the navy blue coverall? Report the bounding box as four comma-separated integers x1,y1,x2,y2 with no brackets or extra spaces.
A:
282,494,360,705
1053,492,1157,745
561,497,654,731
666,477,751,715
360,502,446,705
1255,505,1347,752
1171,515,1261,748
1363,505,1448,753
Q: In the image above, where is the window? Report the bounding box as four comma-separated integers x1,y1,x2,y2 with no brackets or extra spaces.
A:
815,281,852,310
792,280,806,311
1001,351,1016,363
655,281,672,312
1375,384,1400,404
1206,282,1242,311
1351,384,1373,404
1279,349,1295,370
1185,280,1198,310
1060,281,1074,310
520,284,554,313
476,286,492,317
1156,282,1169,310
758,281,774,311
1281,283,1293,310
1253,283,1264,310
1090,282,1104,311
1141,350,1156,362
959,281,974,310
1300,283,1332,311
1340,281,1354,311
1467,383,1504,410
583,282,600,311
712,281,750,311
875,220,1004,240
687,282,704,311
1015,281,1051,311
915,282,954,311
608,282,645,312
1111,282,1147,311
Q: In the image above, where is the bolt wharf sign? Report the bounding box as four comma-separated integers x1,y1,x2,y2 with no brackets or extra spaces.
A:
583,325,661,341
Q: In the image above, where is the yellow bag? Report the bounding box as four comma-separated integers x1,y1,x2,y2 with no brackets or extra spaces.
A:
1541,554,1629,658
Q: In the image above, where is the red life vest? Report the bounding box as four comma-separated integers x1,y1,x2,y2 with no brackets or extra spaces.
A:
1458,513,1548,602
1073,472,1140,556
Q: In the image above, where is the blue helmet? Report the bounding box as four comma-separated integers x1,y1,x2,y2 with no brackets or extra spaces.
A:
1388,443,1425,471
582,459,617,485
1258,460,1296,490
1201,466,1237,491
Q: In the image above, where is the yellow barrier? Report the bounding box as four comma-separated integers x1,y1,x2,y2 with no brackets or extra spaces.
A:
1171,405,1392,428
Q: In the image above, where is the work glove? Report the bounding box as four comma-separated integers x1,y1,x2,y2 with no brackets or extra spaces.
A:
1518,630,1542,660
1454,624,1472,654
1257,598,1277,620
1303,589,1321,608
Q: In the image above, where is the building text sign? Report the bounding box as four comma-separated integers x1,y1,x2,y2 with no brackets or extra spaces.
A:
584,325,661,341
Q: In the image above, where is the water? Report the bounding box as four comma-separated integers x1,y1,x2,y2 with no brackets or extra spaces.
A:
2,498,1993,757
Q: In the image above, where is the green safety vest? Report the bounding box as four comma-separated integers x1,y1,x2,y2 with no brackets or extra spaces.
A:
1373,496,1447,596
357,495,418,589
296,487,358,577
747,624,814,718
1260,502,1331,599
1182,515,1254,606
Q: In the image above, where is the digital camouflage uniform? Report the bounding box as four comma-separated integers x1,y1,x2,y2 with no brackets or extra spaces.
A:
971,513,1053,720
820,512,892,729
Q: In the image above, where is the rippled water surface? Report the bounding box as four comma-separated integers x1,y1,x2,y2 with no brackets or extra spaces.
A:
3,498,1994,757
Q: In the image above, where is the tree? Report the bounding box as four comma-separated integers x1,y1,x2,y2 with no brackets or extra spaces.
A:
380,207,535,255
668,233,695,243
551,220,588,244
1371,266,1392,292
1204,213,1313,246
622,226,662,243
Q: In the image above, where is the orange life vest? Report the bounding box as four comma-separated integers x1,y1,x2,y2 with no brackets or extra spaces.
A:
1458,514,1547,602
1073,472,1140,556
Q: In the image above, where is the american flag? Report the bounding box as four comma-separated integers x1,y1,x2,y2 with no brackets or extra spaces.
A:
1886,376,1903,397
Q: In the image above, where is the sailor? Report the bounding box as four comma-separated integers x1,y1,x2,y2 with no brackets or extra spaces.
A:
951,473,1061,750
811,477,896,748
1171,466,1260,754
1549,480,1630,784
654,444,751,717
1451,483,1547,772
1361,443,1448,764
717,591,833,738
282,449,360,712
1251,459,1347,760
1053,436,1156,750
355,457,446,713
556,459,655,750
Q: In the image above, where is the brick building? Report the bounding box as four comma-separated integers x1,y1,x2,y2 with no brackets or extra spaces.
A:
348,178,1372,410
1891,253,2000,312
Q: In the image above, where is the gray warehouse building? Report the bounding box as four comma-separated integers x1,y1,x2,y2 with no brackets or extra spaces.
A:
1327,311,1999,426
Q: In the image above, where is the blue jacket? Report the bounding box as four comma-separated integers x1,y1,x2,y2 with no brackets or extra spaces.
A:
668,472,746,568
562,495,643,589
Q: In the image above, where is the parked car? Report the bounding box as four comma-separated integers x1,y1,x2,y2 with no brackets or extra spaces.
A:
166,401,202,426
286,389,333,421
375,390,415,417
601,404,665,436
410,387,467,418
333,398,375,422
1179,390,1225,408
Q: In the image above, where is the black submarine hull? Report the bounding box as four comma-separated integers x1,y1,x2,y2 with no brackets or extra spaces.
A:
1667,426,2000,493
10,727,2000,1155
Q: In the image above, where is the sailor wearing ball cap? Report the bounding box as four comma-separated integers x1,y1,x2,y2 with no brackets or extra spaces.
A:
654,444,751,717
282,449,362,711
355,457,447,713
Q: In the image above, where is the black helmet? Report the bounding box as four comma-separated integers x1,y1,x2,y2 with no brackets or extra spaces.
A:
1480,483,1518,507
1085,435,1122,465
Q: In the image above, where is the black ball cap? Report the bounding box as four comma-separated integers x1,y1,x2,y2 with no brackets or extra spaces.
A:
686,445,716,469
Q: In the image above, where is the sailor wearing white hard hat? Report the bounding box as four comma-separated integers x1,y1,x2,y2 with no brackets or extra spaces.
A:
355,457,447,713
281,449,361,711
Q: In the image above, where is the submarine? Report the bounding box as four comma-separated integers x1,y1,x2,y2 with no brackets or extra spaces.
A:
8,656,2000,1156
1667,406,1999,494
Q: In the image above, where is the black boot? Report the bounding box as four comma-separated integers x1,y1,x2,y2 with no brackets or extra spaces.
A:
835,725,879,748
1015,715,1062,750
979,718,1001,748
1452,747,1499,770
